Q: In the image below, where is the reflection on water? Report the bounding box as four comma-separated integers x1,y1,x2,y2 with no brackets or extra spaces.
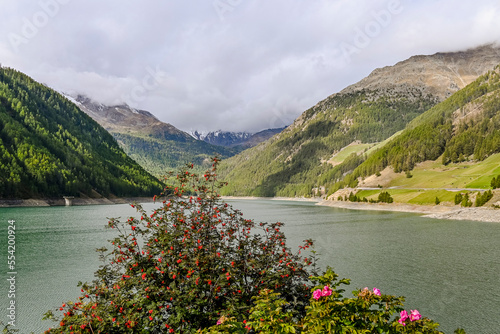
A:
0,200,499,333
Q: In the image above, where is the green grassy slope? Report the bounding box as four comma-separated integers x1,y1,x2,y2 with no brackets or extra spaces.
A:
328,143,373,165
389,154,500,189
353,153,500,205
0,67,163,199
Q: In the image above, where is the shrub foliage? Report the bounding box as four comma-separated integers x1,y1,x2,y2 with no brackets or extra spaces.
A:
202,269,449,334
491,175,500,189
44,158,314,333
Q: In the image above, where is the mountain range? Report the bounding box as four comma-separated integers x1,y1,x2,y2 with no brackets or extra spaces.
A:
70,95,283,176
328,64,500,207
218,44,500,198
190,128,286,148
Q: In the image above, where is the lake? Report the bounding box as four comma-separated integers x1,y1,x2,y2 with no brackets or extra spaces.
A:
1,199,499,333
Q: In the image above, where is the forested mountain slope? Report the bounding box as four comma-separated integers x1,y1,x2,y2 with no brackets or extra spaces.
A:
71,95,237,176
0,68,163,199
337,65,500,190
219,45,500,197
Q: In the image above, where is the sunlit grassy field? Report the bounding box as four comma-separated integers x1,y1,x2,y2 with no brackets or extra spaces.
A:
354,153,500,205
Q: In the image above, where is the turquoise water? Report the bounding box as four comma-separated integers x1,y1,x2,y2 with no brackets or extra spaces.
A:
1,200,499,333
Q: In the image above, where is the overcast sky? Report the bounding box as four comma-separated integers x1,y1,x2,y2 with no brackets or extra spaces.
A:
1,0,500,133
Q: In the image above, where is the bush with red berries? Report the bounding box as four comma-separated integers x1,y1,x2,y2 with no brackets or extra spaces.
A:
44,158,315,333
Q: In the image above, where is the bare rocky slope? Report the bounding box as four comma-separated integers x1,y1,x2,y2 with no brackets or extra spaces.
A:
340,44,500,100
70,95,192,141
293,44,500,133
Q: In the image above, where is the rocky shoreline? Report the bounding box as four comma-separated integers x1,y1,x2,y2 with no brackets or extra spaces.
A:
316,200,500,223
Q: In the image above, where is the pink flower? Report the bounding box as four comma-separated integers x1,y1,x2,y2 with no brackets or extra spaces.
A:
373,287,381,296
398,310,408,325
322,286,332,297
313,289,323,300
410,309,421,321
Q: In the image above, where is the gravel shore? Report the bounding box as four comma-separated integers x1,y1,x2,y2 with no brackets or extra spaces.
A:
317,200,500,223
422,208,500,222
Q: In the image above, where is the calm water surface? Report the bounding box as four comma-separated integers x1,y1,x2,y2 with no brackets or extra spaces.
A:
0,200,499,333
